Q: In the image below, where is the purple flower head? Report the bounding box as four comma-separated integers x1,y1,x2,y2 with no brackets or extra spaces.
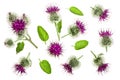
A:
14,64,26,74
46,6,60,14
12,19,26,34
99,9,109,21
76,20,85,34
99,30,112,37
62,63,72,74
48,42,62,57
97,63,108,73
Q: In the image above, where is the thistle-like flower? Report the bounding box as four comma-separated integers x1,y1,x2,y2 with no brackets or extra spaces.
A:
91,51,104,66
46,6,60,22
48,42,62,57
62,63,72,74
91,5,109,21
7,12,38,48
46,6,61,41
91,51,109,74
62,55,83,74
62,20,85,38
14,53,31,75
99,30,112,52
97,63,109,73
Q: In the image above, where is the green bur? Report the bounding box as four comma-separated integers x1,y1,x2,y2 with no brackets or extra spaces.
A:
101,37,112,46
5,39,14,47
20,58,31,67
91,51,104,66
91,6,103,16
69,26,79,36
69,57,79,68
101,37,112,52
50,13,59,22
20,53,32,67
69,55,83,68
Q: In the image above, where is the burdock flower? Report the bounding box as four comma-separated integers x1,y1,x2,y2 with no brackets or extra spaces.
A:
7,12,38,48
62,63,72,74
97,63,109,73
46,6,60,22
14,53,31,75
62,55,83,74
91,5,109,21
62,20,85,38
14,64,26,74
91,51,109,74
46,6,61,41
99,30,112,52
48,42,62,57
91,51,104,66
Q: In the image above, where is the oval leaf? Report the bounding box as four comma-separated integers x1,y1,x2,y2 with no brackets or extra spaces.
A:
37,26,49,43
16,42,24,53
39,60,51,74
74,40,88,50
57,20,62,33
69,6,83,16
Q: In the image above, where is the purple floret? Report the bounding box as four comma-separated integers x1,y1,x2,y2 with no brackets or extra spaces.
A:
76,20,86,34
99,9,109,21
62,63,72,74
12,19,26,33
46,6,60,13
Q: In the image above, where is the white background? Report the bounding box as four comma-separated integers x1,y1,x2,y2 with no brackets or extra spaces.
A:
0,0,120,80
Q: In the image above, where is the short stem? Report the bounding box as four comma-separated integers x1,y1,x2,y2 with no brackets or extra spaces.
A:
54,22,60,41
105,46,108,52
27,39,38,48
26,53,30,59
91,7,94,10
61,33,70,38
91,51,97,58
44,41,46,45
25,34,38,48
78,55,83,60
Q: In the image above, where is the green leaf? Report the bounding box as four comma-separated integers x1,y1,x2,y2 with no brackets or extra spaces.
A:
74,40,88,50
69,6,83,16
57,20,62,33
37,26,49,43
39,60,51,74
16,42,24,53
